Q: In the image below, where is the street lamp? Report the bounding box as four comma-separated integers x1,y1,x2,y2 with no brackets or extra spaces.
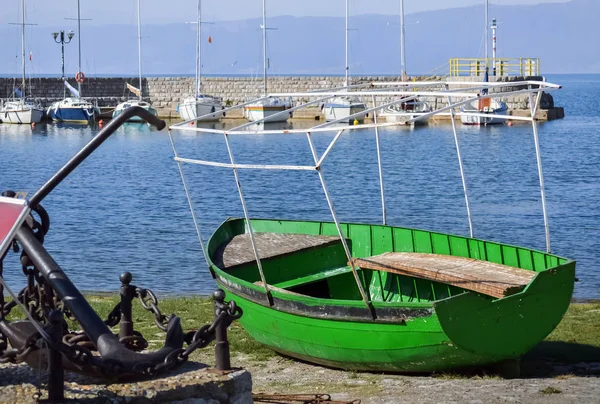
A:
51,30,74,97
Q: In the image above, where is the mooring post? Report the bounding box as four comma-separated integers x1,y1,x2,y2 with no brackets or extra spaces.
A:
47,309,65,402
213,289,231,371
119,272,135,339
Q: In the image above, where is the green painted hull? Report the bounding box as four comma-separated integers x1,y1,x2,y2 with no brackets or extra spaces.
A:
207,218,575,373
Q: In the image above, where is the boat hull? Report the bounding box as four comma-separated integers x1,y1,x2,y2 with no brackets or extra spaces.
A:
112,101,158,122
244,106,291,123
460,103,508,126
178,99,225,122
323,103,367,123
1,106,44,124
47,105,96,124
208,218,575,373
378,112,429,126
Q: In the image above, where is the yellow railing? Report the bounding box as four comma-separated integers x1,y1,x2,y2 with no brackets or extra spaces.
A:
449,58,540,77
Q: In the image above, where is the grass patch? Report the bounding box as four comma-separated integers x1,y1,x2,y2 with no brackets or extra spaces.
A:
539,386,562,395
4,297,600,370
545,303,600,346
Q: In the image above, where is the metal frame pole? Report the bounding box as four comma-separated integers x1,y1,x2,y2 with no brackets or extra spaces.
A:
446,85,473,237
305,132,374,317
167,130,211,266
371,95,387,225
528,86,550,252
222,132,272,304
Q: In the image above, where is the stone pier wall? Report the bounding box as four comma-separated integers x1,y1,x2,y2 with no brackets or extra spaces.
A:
0,75,557,119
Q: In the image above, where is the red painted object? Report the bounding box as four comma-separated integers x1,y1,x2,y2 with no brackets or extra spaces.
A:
0,197,28,257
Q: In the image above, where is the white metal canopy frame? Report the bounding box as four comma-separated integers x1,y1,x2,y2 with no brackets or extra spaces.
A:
167,79,561,313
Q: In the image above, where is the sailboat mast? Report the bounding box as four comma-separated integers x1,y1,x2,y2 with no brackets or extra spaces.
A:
195,0,201,98
484,0,489,71
400,0,406,81
21,0,26,96
77,0,82,96
137,0,142,100
344,0,349,88
262,0,267,94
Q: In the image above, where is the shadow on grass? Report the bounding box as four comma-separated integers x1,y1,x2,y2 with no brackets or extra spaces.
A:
521,341,600,377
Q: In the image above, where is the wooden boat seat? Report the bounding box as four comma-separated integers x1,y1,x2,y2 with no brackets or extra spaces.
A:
215,232,342,269
351,252,537,299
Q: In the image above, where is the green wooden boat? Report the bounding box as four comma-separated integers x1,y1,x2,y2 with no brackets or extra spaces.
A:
169,79,570,372
206,217,575,373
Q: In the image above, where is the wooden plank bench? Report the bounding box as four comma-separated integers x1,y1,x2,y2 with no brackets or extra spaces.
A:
215,232,342,269
351,252,537,299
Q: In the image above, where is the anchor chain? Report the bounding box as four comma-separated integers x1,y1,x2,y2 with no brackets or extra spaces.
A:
135,287,169,331
0,198,243,378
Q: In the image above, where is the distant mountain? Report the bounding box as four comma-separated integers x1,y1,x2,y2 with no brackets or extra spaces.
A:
0,0,597,77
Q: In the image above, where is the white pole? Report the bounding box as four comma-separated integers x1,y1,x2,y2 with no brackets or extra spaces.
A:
262,0,267,94
223,132,272,303
305,131,374,316
491,18,497,76
528,87,550,252
21,0,25,95
372,95,387,225
345,0,349,87
446,86,474,238
484,0,489,71
137,0,142,100
77,0,82,97
195,0,201,98
400,0,406,81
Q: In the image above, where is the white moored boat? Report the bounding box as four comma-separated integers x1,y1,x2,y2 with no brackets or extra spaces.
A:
244,97,292,123
112,0,157,122
177,0,224,123
179,95,224,122
459,0,507,126
324,0,366,123
460,97,508,126
1,100,43,124
378,0,429,126
243,0,291,124
379,98,432,126
323,96,366,123
0,0,43,125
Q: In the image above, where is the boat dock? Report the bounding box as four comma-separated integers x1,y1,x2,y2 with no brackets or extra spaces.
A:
0,73,564,122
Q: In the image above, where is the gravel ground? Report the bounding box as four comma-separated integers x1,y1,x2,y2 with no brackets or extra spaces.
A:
239,349,600,404
1,347,599,404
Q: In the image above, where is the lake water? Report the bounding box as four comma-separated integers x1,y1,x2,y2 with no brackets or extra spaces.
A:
1,74,599,299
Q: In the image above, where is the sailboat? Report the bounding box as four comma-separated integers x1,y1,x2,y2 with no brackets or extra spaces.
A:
379,0,431,126
0,0,44,125
46,0,97,124
460,0,507,126
243,0,292,123
323,0,366,124
178,0,224,123
112,0,157,122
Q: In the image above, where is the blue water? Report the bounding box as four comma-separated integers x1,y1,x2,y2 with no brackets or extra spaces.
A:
1,74,599,299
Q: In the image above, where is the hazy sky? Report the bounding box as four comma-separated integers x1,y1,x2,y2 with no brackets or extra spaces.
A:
2,0,569,26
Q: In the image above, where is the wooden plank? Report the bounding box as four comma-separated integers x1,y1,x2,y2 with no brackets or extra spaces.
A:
215,232,341,269
351,252,537,299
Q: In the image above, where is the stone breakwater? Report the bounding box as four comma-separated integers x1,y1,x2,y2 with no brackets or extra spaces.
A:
0,75,563,120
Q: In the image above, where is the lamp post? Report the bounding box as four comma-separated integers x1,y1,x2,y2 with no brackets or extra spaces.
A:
51,30,74,97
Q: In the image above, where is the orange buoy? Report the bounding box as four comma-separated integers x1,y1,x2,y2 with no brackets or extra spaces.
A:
208,36,212,44
507,121,513,127
98,119,104,127
31,122,35,128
